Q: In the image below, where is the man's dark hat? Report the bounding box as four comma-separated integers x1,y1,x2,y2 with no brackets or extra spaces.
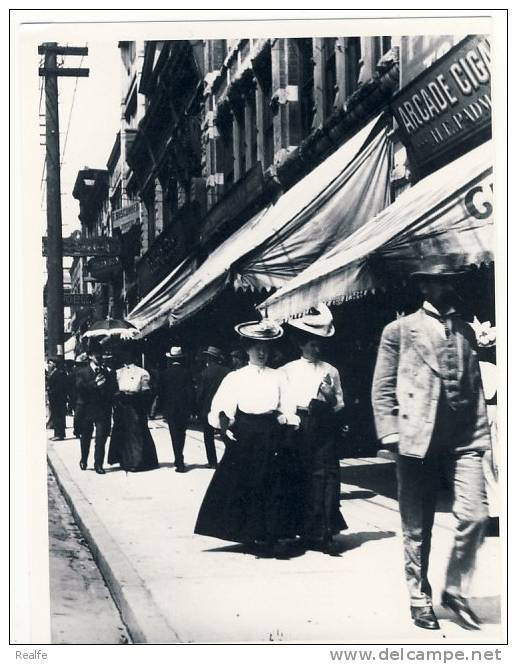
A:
202,346,225,361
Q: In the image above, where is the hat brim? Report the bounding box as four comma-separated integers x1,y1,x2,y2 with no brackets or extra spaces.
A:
234,325,283,340
288,320,335,338
166,352,185,358
409,268,471,279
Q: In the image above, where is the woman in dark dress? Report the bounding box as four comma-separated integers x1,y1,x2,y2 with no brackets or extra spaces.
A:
194,319,301,553
108,349,159,472
281,305,348,555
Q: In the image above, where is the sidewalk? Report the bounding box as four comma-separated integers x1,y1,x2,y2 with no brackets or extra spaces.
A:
47,418,503,644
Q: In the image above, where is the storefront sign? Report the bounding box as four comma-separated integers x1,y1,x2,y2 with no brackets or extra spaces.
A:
42,235,120,257
63,293,95,307
112,202,140,234
87,256,121,282
399,35,460,88
392,35,491,177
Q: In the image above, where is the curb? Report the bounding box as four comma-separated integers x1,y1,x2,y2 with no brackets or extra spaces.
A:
47,448,181,644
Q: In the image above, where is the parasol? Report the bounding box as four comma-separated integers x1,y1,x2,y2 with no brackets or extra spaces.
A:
82,318,141,341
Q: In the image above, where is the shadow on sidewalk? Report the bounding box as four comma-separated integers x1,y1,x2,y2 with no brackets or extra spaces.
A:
340,461,398,501
435,595,501,626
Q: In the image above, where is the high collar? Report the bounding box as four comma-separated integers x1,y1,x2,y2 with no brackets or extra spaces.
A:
300,355,322,365
422,300,456,317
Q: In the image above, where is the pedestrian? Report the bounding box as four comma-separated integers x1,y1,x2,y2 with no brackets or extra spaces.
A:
470,319,499,536
46,356,68,441
371,264,491,631
196,346,229,468
108,346,159,473
72,352,88,438
75,342,118,474
194,319,299,555
282,304,348,555
158,346,195,473
229,348,247,371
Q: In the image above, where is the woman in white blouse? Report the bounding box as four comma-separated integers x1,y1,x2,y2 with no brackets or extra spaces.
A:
108,346,159,472
282,305,348,554
194,319,301,553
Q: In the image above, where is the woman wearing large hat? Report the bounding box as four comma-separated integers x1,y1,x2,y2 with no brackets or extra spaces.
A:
281,304,348,554
194,319,300,553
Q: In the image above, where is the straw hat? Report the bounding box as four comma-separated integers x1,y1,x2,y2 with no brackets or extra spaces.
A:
234,318,283,340
287,304,335,338
166,346,185,359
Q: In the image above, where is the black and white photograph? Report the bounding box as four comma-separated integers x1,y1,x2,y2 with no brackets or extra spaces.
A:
10,9,508,652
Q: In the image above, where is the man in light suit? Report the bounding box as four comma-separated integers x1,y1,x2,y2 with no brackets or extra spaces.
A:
372,265,490,631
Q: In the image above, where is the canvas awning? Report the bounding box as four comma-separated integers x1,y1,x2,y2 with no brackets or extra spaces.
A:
168,113,391,327
258,140,494,322
127,255,198,336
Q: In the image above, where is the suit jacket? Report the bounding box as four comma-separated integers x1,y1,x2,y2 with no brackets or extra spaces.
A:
159,364,195,424
47,368,69,403
371,309,490,458
75,364,117,420
196,364,229,418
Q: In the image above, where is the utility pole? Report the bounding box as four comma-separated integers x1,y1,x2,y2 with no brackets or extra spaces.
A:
39,42,89,357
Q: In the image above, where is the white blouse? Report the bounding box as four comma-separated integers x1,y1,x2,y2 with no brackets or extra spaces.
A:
116,364,151,394
208,364,296,428
281,357,345,413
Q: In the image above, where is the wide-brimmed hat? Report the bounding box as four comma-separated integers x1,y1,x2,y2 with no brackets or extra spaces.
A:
234,318,284,340
409,261,472,279
202,346,225,362
287,304,335,338
166,346,185,359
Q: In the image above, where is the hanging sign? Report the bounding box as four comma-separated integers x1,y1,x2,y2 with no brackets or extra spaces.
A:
42,235,120,257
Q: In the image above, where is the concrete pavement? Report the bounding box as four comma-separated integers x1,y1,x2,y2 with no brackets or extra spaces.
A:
47,417,503,644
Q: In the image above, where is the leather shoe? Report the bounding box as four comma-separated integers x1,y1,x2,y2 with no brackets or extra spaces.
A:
175,465,186,473
79,460,87,471
94,466,106,475
441,591,481,630
411,606,440,630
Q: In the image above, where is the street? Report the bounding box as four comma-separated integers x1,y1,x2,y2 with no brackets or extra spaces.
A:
46,417,503,644
48,466,130,644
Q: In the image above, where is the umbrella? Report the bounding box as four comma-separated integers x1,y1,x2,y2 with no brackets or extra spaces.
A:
82,318,141,341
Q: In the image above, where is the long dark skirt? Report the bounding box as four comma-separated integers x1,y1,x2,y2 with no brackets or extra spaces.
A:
296,399,347,541
108,393,159,472
194,411,303,544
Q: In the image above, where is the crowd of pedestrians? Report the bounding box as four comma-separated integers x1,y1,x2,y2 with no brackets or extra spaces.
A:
46,265,499,631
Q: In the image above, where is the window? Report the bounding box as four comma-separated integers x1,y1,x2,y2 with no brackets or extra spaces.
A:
234,105,246,179
217,116,234,190
296,38,314,138
345,37,362,98
262,68,274,168
324,38,337,118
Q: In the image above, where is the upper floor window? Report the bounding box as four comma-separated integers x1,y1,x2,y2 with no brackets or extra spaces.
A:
345,37,362,99
323,38,337,118
295,38,315,138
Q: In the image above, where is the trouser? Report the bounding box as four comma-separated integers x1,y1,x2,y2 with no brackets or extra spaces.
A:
49,398,66,438
397,449,488,607
202,418,218,466
166,418,186,466
80,416,110,468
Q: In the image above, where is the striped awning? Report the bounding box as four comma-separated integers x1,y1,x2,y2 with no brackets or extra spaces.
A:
167,113,390,328
127,255,198,336
258,140,494,322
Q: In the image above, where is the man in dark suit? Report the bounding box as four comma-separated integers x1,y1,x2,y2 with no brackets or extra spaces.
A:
196,346,229,468
46,356,68,440
372,265,490,631
75,342,117,474
159,346,195,473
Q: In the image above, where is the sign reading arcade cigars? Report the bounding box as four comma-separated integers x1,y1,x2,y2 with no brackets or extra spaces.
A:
392,35,491,177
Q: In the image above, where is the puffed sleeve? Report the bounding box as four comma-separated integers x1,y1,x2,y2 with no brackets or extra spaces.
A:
207,371,239,429
330,365,345,412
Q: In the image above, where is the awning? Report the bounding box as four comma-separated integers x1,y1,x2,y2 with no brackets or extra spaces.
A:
258,140,494,322
168,113,390,327
127,255,198,336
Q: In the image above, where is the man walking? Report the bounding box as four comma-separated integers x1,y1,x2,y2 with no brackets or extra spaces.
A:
371,264,490,631
196,346,229,468
159,347,195,473
75,342,117,474
46,356,68,441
